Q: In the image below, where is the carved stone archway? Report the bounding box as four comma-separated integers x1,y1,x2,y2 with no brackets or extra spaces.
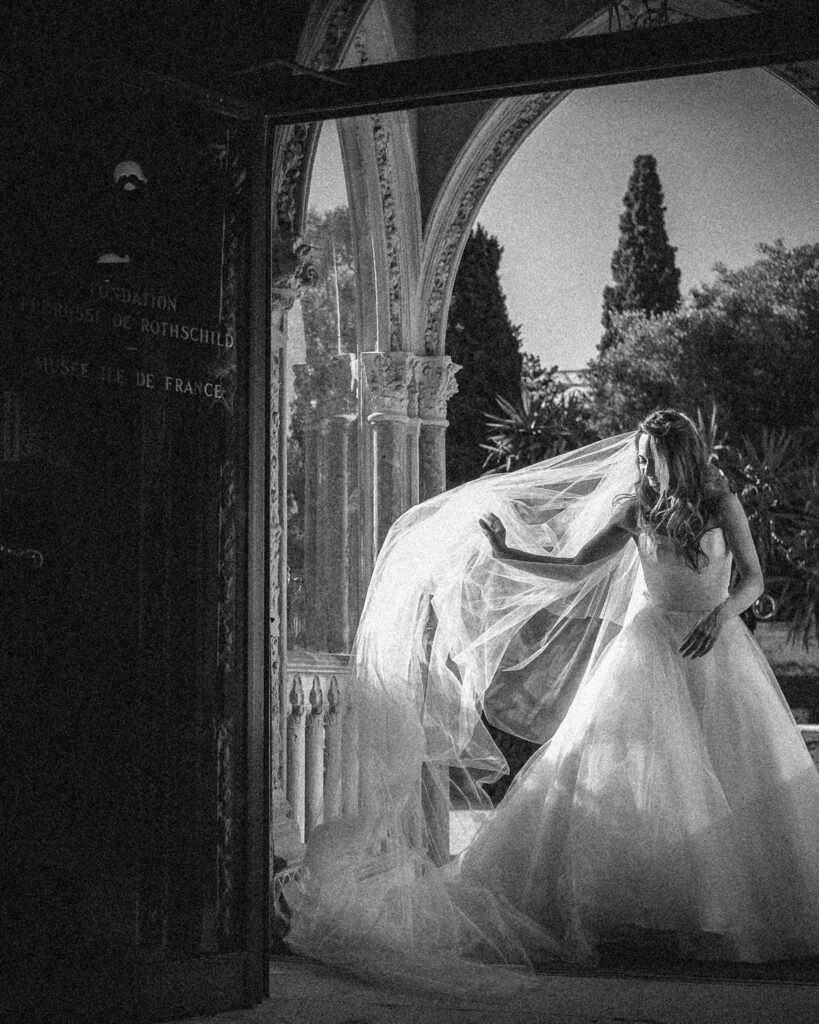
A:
417,0,819,358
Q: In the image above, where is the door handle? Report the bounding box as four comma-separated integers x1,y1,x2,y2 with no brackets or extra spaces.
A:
0,543,44,569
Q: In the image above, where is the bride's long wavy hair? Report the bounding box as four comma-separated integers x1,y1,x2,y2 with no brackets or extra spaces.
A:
635,409,721,570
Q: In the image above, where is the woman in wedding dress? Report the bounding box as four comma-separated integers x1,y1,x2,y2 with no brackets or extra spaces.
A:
286,409,819,979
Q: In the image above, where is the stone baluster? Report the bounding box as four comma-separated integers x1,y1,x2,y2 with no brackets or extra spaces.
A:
324,676,344,821
286,675,306,841
305,675,325,838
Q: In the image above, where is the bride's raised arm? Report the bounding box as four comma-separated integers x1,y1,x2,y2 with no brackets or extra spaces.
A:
478,499,636,580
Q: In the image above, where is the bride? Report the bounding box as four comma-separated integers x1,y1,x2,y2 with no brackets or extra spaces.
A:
285,409,819,979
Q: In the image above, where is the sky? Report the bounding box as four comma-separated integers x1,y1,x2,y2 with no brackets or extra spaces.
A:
308,67,819,369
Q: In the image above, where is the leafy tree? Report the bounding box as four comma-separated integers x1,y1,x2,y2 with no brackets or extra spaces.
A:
588,241,819,447
445,224,522,487
587,309,690,436
600,154,681,353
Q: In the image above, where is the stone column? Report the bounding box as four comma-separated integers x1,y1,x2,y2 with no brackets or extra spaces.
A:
323,355,359,652
361,352,416,553
301,413,325,650
415,356,460,502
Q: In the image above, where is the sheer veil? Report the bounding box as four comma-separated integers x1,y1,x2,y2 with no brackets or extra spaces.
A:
285,431,643,982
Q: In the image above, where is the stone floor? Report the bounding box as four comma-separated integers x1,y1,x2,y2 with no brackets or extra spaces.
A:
169,953,819,1024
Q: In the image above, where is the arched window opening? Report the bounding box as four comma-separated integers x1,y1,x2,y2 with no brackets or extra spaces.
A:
286,122,361,657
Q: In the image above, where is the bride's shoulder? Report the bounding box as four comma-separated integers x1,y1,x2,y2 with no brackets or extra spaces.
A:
705,471,741,528
705,466,733,504
705,462,734,491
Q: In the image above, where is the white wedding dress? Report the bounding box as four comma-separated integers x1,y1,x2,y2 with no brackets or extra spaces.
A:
456,528,819,963
286,438,819,982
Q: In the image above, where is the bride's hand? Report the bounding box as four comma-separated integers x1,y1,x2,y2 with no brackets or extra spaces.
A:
679,604,727,659
478,513,508,556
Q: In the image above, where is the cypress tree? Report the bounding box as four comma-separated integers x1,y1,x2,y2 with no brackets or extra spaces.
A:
600,154,681,353
445,224,522,487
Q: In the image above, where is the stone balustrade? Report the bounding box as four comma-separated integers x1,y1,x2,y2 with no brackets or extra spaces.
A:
284,652,357,842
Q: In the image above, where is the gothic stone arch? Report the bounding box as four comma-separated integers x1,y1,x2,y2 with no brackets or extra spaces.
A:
417,0,819,358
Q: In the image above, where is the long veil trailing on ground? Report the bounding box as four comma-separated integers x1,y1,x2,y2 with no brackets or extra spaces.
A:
285,432,643,982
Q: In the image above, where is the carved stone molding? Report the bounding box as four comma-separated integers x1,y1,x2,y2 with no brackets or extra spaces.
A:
606,1,676,31
215,715,235,945
352,28,368,66
372,115,403,351
272,1,369,240
421,92,558,355
275,122,315,237
311,0,358,72
361,351,417,420
413,356,460,425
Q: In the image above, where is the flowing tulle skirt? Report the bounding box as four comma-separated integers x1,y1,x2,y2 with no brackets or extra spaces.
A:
286,599,819,980
457,596,819,963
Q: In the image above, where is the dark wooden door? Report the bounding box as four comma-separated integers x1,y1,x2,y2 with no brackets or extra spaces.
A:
1,75,269,1022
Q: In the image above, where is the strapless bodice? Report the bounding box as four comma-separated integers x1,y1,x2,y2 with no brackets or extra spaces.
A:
637,528,731,612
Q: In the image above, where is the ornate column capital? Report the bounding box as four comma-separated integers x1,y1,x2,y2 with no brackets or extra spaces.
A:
413,356,460,425
361,352,417,422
